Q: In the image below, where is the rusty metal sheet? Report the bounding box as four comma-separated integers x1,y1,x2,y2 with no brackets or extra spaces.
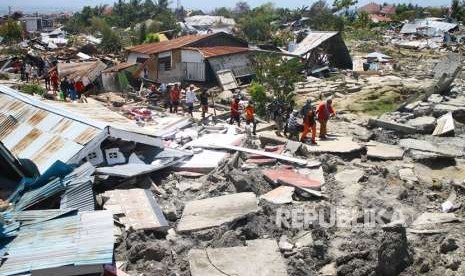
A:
0,87,101,173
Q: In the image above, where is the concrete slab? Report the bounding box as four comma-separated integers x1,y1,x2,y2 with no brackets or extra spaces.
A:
407,116,436,133
177,192,258,233
302,136,363,154
293,231,314,248
102,189,168,231
188,239,288,276
399,138,462,157
260,186,295,204
433,112,454,136
399,168,418,182
335,169,364,185
298,167,325,185
176,149,228,173
368,118,418,134
366,141,405,160
246,145,284,165
263,168,322,191
335,169,364,206
411,212,459,230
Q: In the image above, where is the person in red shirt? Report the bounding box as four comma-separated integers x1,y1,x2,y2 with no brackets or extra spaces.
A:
244,101,257,135
316,98,336,139
169,83,181,113
74,79,86,103
230,97,240,126
50,70,59,93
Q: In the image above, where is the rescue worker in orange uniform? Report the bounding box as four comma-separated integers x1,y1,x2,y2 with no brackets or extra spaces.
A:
245,101,257,135
300,101,317,145
317,98,336,139
169,83,181,113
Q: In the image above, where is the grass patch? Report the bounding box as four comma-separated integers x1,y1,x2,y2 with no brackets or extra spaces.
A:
347,90,404,116
18,84,46,96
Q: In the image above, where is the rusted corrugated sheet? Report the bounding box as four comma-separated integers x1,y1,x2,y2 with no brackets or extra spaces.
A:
0,88,101,173
127,34,212,55
194,46,249,58
57,61,107,86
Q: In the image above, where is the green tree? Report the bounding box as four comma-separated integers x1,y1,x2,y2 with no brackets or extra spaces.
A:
451,0,460,19
213,7,232,17
158,0,169,12
234,2,250,15
450,0,465,22
354,11,370,29
139,22,147,43
144,33,160,43
91,17,122,53
333,0,358,14
248,81,268,116
238,3,277,42
252,54,304,109
306,0,345,31
0,19,23,43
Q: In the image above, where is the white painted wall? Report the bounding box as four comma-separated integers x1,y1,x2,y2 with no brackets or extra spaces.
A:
127,52,150,64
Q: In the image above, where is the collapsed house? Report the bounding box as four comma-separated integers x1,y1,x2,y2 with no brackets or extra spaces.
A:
126,32,252,84
0,85,190,175
101,63,140,92
57,60,108,87
400,19,458,37
181,15,236,34
288,31,353,74
19,16,55,33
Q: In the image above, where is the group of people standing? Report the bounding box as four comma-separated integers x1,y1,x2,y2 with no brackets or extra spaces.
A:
18,57,87,102
59,77,86,102
147,82,210,118
228,96,335,144
287,98,336,144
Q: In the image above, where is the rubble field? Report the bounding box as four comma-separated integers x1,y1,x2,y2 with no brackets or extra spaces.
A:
1,21,465,276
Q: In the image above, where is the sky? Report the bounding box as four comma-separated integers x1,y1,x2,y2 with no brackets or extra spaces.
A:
0,0,453,15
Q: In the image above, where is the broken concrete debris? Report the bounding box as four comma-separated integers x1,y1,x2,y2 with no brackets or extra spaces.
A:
102,188,168,231
188,239,288,276
366,141,405,160
433,112,455,136
177,192,258,233
1,8,465,276
260,186,295,204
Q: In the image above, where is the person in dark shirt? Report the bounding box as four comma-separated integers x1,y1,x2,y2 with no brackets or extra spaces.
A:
60,77,69,101
200,89,209,119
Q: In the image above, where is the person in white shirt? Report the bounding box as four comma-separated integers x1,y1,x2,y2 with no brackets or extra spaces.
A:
185,84,198,117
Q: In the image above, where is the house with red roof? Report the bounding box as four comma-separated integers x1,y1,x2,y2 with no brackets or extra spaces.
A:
359,2,397,22
126,32,252,83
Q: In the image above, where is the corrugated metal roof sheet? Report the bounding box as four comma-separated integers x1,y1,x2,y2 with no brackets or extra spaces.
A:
0,210,114,275
291,32,338,57
14,162,95,211
57,61,107,86
0,85,186,155
400,20,458,34
127,33,213,55
0,88,101,174
195,46,249,58
102,62,137,73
